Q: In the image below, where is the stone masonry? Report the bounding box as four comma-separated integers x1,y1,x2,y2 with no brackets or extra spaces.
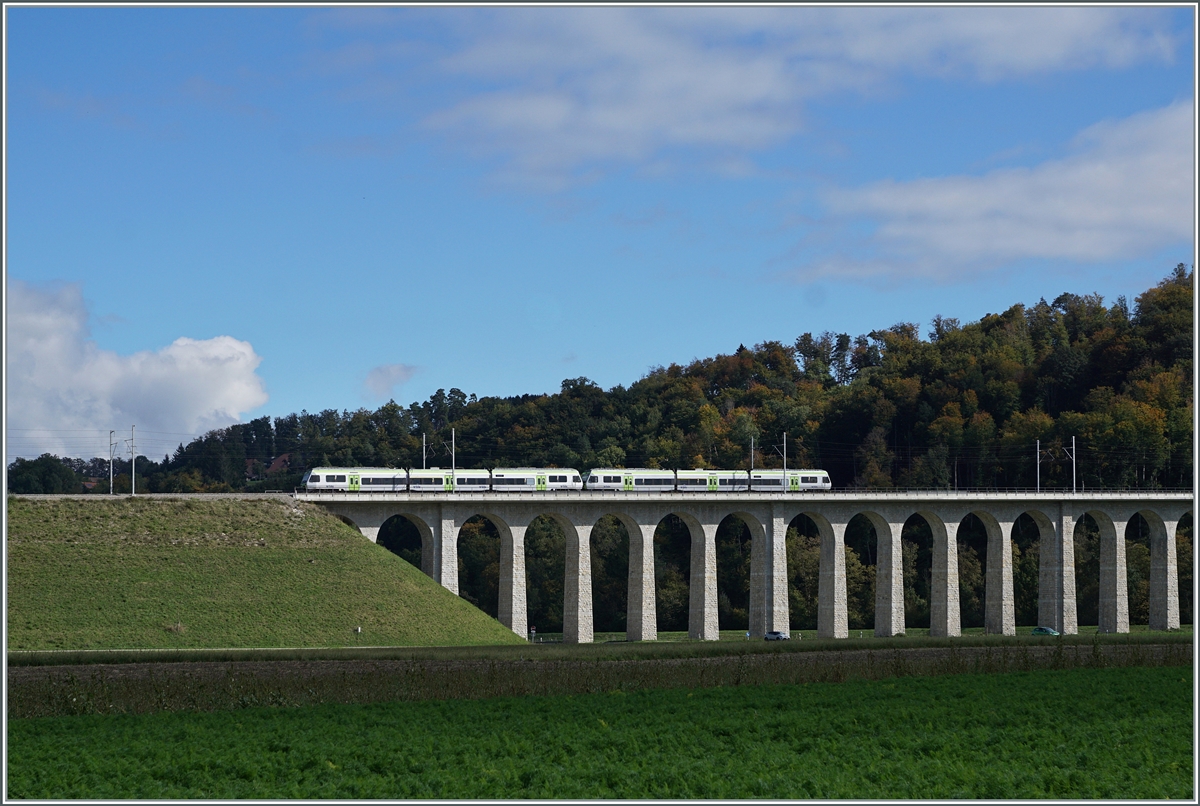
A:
308,491,1191,643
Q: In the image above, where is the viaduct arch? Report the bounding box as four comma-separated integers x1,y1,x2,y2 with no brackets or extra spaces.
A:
307,491,1191,643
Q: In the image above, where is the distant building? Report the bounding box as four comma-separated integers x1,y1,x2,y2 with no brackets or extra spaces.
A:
245,453,291,480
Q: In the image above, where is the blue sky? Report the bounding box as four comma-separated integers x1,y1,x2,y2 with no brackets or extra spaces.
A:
5,5,1195,462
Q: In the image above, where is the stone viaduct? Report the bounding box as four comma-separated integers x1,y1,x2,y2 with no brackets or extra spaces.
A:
295,490,1193,643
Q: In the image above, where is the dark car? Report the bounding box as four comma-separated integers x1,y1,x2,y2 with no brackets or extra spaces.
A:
1031,626,1059,636
764,631,789,641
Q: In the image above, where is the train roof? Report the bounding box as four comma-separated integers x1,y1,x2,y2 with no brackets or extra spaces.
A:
308,467,401,474
491,467,580,474
588,467,675,475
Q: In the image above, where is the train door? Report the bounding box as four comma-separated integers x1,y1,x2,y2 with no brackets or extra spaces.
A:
623,474,634,491
444,473,455,492
536,474,548,491
349,473,361,492
707,474,718,491
789,474,800,492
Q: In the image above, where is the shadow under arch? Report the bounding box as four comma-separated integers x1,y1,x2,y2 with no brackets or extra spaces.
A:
651,512,696,637
1019,507,1071,634
845,510,886,636
723,510,767,639
714,513,753,633
455,513,512,620
588,513,633,637
897,512,935,633
1071,510,1115,632
523,511,593,643
784,512,823,634
377,513,435,577
331,512,359,531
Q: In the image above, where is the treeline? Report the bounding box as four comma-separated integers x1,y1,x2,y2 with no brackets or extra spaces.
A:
8,266,1192,630
10,264,1192,494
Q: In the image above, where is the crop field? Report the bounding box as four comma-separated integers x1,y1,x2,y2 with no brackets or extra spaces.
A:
6,496,523,649
7,665,1191,799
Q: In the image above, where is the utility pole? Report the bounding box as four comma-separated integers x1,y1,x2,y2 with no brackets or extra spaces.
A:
750,435,755,472
1036,439,1040,492
109,431,116,495
422,433,426,470
783,432,787,475
451,428,456,485
127,425,136,496
1064,436,1077,493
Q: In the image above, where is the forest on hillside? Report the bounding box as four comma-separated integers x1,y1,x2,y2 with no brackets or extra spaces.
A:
11,264,1192,494
9,265,1194,633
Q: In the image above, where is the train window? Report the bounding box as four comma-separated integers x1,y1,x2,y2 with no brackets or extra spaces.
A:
332,475,346,482
604,475,620,483
588,476,598,483
802,476,816,484
572,476,580,483
309,475,321,483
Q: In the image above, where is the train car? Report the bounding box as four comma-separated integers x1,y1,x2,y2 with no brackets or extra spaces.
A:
454,470,492,491
750,470,832,491
408,467,456,492
749,470,793,492
585,468,676,491
491,468,583,492
712,469,750,492
305,467,404,492
585,468,627,491
794,470,832,491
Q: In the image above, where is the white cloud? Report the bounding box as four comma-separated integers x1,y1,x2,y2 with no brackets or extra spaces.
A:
405,7,1178,187
6,281,268,459
803,100,1194,282
363,363,417,400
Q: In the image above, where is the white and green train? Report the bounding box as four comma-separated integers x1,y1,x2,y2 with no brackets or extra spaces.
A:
304,467,583,492
585,468,830,492
304,467,830,492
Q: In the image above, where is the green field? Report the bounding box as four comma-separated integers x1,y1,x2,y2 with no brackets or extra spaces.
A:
7,666,1192,799
6,496,524,649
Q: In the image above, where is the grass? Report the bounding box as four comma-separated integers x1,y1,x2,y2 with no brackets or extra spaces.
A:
6,496,524,649
9,625,1191,668
6,665,1192,799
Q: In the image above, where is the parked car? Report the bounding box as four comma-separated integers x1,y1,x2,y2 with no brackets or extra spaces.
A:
764,631,789,641
1031,626,1059,636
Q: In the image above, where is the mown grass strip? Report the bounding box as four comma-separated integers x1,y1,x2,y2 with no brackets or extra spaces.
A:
7,666,1192,799
8,627,1191,667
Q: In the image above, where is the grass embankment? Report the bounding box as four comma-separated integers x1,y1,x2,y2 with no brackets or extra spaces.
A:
6,496,524,650
7,666,1192,799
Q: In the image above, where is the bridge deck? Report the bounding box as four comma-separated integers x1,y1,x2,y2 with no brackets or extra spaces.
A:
295,489,1193,504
